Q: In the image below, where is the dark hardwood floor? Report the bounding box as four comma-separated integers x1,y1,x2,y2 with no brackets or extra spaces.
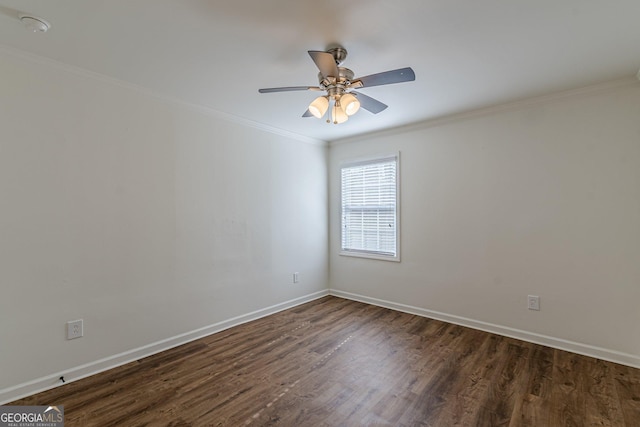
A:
10,296,640,426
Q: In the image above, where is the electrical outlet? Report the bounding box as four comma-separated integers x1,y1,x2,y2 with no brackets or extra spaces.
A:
293,272,299,283
67,319,83,340
527,295,540,311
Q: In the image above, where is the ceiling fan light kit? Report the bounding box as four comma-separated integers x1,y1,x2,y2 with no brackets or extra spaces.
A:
259,45,415,125
340,93,361,116
309,96,329,118
331,101,349,124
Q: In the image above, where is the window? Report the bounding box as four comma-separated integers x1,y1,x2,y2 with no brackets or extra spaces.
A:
340,154,399,261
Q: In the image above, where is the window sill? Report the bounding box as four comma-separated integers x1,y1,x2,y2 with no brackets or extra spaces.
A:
339,250,400,262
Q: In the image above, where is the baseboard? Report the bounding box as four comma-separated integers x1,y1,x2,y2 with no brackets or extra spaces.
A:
0,289,329,405
329,289,640,369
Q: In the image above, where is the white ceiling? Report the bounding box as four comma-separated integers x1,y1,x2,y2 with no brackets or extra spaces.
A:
1,0,639,142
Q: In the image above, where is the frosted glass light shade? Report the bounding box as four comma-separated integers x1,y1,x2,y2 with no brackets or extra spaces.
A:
308,96,329,119
332,103,349,124
341,93,360,116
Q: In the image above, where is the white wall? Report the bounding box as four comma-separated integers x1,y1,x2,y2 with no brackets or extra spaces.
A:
0,49,328,398
329,81,640,366
2,44,638,404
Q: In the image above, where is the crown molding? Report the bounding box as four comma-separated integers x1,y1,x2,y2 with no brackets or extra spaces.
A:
0,44,327,147
331,76,639,146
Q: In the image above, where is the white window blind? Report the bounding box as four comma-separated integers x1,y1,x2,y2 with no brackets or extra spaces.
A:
341,155,399,260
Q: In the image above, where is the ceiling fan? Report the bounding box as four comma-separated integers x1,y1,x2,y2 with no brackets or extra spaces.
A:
258,45,415,124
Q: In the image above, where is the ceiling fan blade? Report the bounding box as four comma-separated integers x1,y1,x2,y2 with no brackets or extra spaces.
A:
351,91,388,114
351,67,415,88
308,51,339,78
302,109,314,117
258,86,320,93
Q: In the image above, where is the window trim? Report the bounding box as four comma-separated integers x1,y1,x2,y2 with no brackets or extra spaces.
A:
339,152,400,262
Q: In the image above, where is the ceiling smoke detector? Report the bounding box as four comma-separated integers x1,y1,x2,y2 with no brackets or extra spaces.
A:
19,14,51,33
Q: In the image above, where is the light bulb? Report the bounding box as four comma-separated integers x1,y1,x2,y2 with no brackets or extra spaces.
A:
308,96,329,119
340,93,360,116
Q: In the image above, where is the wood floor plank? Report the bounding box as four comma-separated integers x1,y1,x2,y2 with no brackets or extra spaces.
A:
549,350,589,427
8,296,640,426
582,359,626,426
508,345,554,426
480,340,531,426
612,364,640,426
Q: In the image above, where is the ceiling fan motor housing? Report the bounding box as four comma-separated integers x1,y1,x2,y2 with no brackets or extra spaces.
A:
319,67,355,98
